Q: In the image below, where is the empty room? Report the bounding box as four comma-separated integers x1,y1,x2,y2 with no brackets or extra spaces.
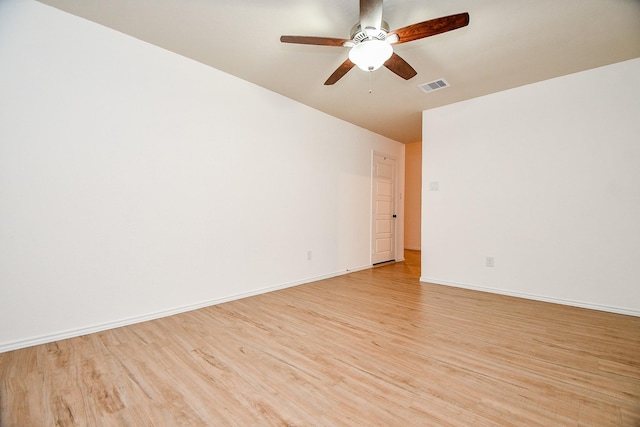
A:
1,0,639,425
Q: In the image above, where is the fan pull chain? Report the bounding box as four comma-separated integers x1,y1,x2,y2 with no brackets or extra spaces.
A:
368,71,372,94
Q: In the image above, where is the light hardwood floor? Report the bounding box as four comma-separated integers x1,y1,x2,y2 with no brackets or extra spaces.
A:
1,250,639,426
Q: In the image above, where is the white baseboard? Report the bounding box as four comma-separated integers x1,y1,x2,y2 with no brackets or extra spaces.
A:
0,266,372,353
420,277,640,318
404,246,421,251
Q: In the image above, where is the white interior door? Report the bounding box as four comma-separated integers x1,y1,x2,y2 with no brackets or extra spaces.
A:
372,153,396,264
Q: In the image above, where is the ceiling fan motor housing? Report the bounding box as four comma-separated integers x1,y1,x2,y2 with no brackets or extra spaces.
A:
350,21,390,42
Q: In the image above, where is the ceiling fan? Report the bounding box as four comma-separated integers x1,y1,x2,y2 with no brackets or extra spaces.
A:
280,0,469,85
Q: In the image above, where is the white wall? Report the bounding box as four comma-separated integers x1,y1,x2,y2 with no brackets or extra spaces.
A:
422,58,640,316
404,141,422,250
0,0,404,352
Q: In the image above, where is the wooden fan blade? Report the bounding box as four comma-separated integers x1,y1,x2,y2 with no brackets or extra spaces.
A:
384,53,417,80
325,58,355,85
280,35,350,47
388,13,469,44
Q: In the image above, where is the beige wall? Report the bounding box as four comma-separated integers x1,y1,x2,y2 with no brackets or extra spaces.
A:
404,141,422,250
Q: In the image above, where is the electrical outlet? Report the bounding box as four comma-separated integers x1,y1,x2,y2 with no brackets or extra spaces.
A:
307,250,312,260
486,256,494,267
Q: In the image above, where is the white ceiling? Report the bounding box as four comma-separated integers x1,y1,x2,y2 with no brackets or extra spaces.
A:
36,0,640,143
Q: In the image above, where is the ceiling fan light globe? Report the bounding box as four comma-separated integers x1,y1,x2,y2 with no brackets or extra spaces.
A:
348,40,393,72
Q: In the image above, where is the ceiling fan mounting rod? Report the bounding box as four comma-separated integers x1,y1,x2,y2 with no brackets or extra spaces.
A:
360,0,384,31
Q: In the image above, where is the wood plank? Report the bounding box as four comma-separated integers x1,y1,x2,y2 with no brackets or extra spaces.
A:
1,250,639,426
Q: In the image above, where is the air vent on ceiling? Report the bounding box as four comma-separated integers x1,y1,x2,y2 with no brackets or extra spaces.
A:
418,78,450,94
